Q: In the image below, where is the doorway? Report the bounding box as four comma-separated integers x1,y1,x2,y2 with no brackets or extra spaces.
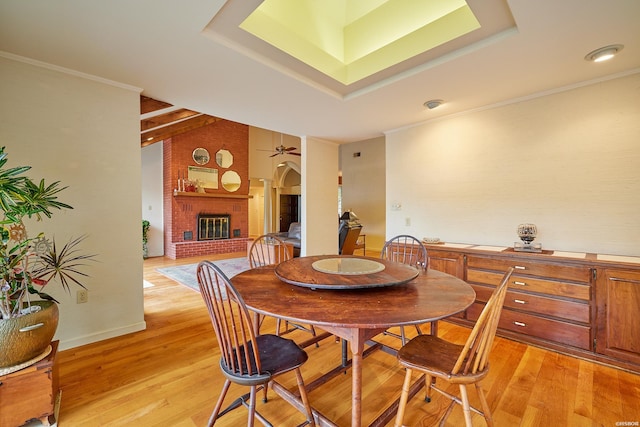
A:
280,194,299,232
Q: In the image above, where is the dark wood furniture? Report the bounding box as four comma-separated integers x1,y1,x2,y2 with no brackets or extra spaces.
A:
196,261,315,426
0,341,60,427
232,258,476,427
394,268,514,427
424,243,640,373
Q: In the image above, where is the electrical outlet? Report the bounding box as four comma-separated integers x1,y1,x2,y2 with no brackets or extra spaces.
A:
405,217,411,226
77,289,88,304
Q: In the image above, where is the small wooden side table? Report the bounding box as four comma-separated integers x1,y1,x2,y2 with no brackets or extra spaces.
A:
354,234,366,254
0,340,60,427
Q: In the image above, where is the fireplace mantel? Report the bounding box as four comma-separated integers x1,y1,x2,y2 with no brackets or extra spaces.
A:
173,190,252,199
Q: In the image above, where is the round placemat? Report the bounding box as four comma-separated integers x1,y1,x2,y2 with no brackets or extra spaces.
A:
312,257,385,275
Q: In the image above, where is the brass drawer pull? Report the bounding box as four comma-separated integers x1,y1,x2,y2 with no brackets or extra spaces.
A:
514,299,527,304
514,321,527,327
513,281,527,286
514,265,526,270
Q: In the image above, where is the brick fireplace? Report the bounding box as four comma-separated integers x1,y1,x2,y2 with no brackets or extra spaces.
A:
163,119,251,259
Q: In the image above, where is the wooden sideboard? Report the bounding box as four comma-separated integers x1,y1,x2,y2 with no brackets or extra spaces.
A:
0,341,60,426
424,244,640,373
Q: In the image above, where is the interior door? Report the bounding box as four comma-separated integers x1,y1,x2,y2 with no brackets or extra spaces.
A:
279,195,299,232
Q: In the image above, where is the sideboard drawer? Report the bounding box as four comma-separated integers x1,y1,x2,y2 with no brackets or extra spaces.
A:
467,269,591,301
467,256,591,283
467,303,592,350
471,285,590,324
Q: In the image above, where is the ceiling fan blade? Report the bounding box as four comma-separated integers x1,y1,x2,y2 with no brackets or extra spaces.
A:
284,146,297,151
289,152,301,156
269,152,280,157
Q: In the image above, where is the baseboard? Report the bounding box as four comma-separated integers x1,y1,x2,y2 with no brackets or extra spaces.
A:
58,321,147,351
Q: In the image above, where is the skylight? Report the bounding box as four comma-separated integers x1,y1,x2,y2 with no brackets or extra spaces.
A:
239,0,480,85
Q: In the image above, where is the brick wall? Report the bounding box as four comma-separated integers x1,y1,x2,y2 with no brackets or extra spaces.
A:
163,119,250,259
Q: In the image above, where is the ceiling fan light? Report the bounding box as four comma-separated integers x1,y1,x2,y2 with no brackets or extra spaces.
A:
584,44,624,62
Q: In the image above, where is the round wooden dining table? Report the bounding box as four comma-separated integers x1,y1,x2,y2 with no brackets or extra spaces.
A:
231,255,476,427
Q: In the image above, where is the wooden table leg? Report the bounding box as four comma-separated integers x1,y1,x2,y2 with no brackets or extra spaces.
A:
350,330,366,427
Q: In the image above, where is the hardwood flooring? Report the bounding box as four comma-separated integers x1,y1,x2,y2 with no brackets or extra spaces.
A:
52,253,640,426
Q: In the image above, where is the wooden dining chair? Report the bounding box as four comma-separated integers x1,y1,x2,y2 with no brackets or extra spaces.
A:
394,267,514,427
248,234,293,268
381,234,429,271
380,235,431,343
196,260,316,427
248,234,318,342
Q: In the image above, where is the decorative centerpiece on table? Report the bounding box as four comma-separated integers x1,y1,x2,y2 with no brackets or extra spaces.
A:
514,223,542,253
0,146,95,373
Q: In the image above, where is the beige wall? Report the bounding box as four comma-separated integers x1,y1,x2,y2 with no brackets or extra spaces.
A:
0,54,146,349
302,137,339,256
340,136,386,253
385,72,640,256
141,142,164,257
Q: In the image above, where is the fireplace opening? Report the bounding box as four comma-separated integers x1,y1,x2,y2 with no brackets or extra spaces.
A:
198,214,230,241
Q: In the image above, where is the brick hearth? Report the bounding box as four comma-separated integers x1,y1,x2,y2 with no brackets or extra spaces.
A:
166,238,251,259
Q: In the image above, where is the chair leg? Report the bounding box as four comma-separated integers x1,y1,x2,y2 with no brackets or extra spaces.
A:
400,326,407,345
294,368,316,426
310,325,319,348
414,323,423,337
247,386,257,427
459,384,473,427
209,380,231,427
437,400,456,427
424,374,433,402
275,319,282,336
475,383,494,427
430,320,438,336
394,368,413,427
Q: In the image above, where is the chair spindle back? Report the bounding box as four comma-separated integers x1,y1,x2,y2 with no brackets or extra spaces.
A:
452,267,514,375
248,235,292,268
381,235,428,271
197,260,263,377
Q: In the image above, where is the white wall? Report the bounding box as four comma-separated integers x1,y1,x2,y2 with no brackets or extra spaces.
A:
386,72,640,256
340,136,386,252
141,143,164,257
302,137,339,256
0,54,146,349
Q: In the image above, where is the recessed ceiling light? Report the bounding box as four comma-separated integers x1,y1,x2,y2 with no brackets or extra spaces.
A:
584,44,624,62
424,99,444,110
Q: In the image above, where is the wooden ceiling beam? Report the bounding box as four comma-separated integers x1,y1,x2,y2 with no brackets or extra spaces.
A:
141,95,172,114
141,114,222,147
141,108,200,132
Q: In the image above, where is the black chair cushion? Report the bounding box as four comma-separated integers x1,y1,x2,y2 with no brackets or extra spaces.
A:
220,334,308,385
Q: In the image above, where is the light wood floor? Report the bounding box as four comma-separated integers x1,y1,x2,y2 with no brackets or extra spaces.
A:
53,253,640,426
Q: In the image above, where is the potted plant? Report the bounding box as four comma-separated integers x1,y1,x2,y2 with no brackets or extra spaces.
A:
142,219,150,259
0,146,95,370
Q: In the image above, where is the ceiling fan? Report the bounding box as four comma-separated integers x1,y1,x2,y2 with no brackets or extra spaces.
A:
260,133,301,157
269,144,301,157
